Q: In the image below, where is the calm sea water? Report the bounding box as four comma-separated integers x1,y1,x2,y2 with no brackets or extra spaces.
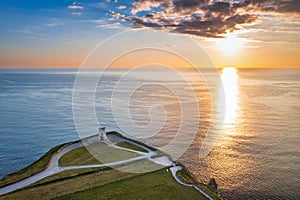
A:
0,68,299,199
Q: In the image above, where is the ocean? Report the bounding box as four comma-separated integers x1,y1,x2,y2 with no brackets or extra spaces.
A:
0,68,299,199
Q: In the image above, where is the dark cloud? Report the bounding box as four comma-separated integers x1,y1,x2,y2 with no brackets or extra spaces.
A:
132,17,163,28
203,2,233,16
114,0,300,38
173,0,206,14
277,0,300,14
233,0,300,13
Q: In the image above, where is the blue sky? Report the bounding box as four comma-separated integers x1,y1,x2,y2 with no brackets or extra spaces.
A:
0,0,121,41
0,1,127,67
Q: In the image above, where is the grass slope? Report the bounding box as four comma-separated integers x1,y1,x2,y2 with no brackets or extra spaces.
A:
57,169,207,200
59,143,140,166
107,131,157,151
58,145,102,166
107,131,174,160
116,142,148,153
1,160,164,199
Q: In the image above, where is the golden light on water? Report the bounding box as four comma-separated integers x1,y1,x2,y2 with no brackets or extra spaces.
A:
221,67,239,124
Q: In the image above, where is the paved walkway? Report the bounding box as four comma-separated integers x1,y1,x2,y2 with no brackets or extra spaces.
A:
170,166,215,200
0,135,214,199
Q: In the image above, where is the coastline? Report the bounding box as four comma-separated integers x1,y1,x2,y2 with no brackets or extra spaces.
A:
0,131,221,199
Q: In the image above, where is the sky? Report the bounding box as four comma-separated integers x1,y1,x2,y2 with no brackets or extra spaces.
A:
0,0,299,68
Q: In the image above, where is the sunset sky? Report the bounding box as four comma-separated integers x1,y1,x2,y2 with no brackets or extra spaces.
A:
0,0,299,68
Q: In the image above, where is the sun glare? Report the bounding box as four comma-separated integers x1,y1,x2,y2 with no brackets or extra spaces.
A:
215,34,245,56
221,67,239,124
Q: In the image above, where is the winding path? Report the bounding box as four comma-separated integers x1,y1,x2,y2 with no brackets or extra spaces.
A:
0,135,214,199
170,166,214,200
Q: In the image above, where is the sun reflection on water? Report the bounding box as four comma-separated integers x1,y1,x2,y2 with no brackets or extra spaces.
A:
221,67,239,125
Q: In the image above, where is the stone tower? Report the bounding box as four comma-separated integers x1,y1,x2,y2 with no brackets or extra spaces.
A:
99,127,107,141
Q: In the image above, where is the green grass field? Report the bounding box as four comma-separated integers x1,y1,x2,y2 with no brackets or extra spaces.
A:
31,167,108,187
116,142,148,153
57,169,207,200
59,143,140,166
107,131,157,151
1,160,170,199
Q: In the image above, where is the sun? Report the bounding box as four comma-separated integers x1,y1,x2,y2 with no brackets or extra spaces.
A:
222,67,238,80
221,67,238,93
215,34,246,56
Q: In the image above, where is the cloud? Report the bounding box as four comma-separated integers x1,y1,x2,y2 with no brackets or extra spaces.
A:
117,5,126,10
81,19,106,25
239,13,300,44
131,0,172,14
79,18,123,29
111,11,125,19
68,5,83,9
45,22,65,27
68,2,83,10
112,0,300,38
276,0,300,14
97,3,108,9
72,12,82,16
232,0,300,14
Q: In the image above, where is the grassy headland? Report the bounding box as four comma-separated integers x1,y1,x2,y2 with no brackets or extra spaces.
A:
0,131,221,200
